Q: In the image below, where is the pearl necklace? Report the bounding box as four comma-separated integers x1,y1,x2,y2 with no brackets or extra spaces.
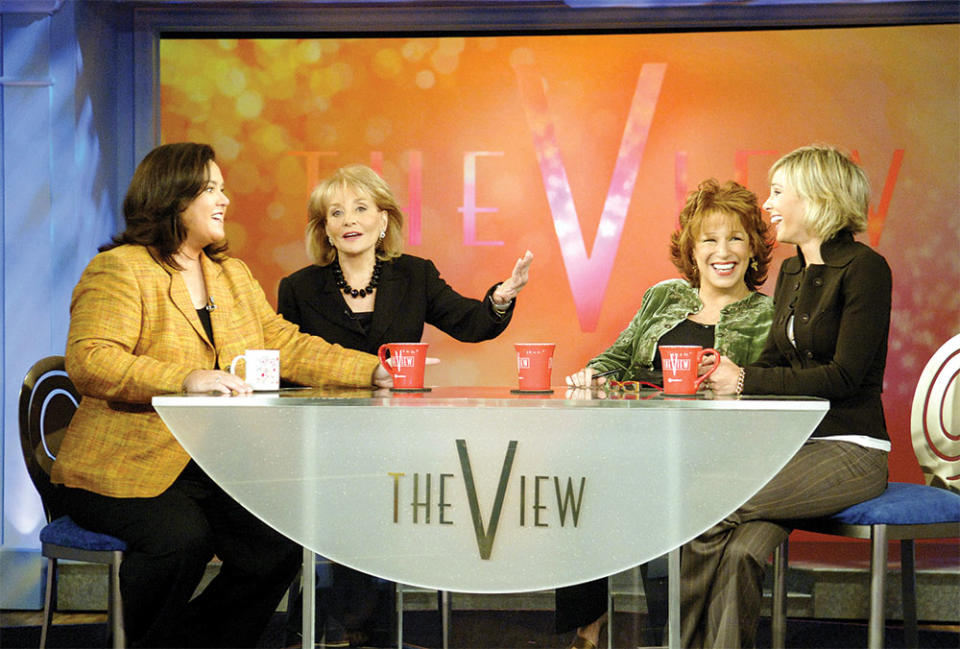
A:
333,259,382,298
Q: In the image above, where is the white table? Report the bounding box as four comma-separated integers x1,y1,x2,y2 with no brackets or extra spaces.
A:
153,386,827,648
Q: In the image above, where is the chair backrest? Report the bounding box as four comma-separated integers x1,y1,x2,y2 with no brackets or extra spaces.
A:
18,355,81,522
911,333,960,494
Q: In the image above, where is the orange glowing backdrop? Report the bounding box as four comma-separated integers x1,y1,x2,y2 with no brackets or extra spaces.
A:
160,24,959,483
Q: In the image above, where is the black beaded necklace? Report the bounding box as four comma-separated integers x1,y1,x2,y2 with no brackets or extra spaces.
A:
333,258,383,298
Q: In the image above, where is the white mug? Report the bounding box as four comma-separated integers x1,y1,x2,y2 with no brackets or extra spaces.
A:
229,349,280,391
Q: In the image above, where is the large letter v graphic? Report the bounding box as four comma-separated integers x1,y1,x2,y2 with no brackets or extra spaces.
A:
513,61,666,331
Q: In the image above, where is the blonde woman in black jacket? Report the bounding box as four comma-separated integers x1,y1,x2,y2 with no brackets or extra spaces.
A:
278,163,532,645
689,145,891,649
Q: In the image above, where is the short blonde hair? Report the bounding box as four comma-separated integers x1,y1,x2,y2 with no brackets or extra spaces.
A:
769,145,870,241
305,164,404,266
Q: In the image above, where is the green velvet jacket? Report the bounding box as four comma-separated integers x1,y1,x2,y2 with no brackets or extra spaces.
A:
588,279,774,381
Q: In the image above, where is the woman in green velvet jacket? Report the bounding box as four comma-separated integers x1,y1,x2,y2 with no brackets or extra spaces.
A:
586,277,773,383
557,179,775,649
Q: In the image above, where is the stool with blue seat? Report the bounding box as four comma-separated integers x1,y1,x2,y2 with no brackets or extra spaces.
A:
18,355,128,648
771,334,960,649
771,483,960,649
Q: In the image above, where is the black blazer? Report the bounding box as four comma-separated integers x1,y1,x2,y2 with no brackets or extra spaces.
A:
277,254,514,355
743,231,892,442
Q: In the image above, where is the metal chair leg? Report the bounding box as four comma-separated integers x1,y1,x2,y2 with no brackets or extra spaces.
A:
606,575,614,649
668,548,680,649
867,525,888,649
772,540,788,649
109,552,125,648
440,590,450,649
301,548,316,649
900,539,918,649
396,584,404,649
40,557,56,649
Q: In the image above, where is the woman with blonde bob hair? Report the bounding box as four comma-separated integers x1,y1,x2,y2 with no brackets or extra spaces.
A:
280,163,532,354
305,164,405,266
278,164,533,644
766,143,871,241
686,145,891,648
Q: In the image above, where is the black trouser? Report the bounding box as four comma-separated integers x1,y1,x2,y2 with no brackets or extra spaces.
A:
286,563,396,647
59,461,300,648
555,560,667,644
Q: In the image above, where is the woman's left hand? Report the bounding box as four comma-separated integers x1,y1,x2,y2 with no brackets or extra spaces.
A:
492,250,534,306
705,355,742,395
182,369,252,395
372,364,393,389
565,386,607,401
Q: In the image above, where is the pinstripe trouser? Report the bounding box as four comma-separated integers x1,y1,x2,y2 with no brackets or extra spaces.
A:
680,440,888,649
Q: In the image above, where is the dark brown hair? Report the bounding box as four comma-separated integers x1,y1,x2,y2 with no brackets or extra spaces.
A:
102,142,228,268
669,179,773,290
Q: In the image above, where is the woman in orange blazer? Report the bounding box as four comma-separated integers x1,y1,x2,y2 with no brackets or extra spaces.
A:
51,142,391,648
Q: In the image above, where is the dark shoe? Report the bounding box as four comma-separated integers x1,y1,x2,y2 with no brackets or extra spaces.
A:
343,628,370,647
321,616,351,648
284,618,350,649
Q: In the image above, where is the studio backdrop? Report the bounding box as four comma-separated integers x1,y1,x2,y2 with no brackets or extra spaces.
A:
159,24,960,483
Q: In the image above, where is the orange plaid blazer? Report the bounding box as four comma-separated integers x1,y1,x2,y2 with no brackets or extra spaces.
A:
51,244,379,498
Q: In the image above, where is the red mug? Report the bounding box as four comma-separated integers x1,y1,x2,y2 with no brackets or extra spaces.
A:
514,343,555,391
659,345,718,395
377,342,429,390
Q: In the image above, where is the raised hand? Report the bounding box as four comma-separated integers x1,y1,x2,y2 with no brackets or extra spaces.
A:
492,250,534,306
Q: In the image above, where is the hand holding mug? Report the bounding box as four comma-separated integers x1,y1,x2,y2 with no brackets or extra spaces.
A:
702,355,743,395
377,342,429,390
372,363,393,389
659,345,719,395
699,352,719,375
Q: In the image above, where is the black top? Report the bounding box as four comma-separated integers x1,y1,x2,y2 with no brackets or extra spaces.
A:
277,254,514,355
195,308,217,368
196,308,214,345
653,318,715,371
347,310,374,336
743,231,892,442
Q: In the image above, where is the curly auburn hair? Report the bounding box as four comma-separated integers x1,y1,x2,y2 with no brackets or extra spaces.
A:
669,179,773,291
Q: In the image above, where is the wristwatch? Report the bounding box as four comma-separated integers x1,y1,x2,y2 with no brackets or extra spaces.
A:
489,294,512,315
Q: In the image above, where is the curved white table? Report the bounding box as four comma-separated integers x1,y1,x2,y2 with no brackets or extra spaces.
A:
153,387,827,648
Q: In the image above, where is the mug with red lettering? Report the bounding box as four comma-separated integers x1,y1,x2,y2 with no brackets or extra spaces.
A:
658,345,718,395
378,342,429,390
